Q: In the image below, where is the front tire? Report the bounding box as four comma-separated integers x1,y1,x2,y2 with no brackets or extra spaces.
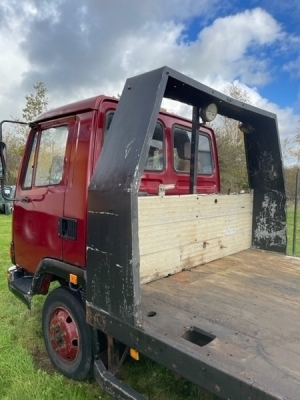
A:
42,286,93,381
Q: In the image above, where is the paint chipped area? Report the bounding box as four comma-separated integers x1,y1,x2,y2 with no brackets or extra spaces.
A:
125,139,135,158
254,194,286,247
256,151,279,182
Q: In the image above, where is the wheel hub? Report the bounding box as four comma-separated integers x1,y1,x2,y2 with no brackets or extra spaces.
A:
49,307,79,364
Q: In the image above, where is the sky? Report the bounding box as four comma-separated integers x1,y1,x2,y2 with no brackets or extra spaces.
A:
1,0,300,148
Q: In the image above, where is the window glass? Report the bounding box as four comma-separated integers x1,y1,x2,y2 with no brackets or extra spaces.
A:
145,123,164,171
23,133,38,189
173,127,213,175
105,112,165,171
104,112,114,140
35,126,68,186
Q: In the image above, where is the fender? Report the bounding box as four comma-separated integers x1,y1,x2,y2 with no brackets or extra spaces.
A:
7,258,86,309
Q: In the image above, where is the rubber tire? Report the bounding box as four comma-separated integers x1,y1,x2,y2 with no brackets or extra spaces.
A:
42,286,93,381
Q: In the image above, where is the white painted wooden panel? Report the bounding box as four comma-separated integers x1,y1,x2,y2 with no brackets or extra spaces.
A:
138,193,253,284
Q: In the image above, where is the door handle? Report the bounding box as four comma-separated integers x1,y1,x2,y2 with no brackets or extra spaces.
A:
21,197,31,203
58,217,77,240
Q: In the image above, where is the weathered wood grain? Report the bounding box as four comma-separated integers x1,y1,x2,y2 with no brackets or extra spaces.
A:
138,193,253,283
141,249,300,400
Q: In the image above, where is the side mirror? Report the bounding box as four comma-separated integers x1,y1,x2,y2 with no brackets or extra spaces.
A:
0,141,7,180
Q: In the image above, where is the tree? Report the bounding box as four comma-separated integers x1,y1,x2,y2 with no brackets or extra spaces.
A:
22,82,48,122
212,83,251,193
284,165,298,203
282,120,300,204
3,82,48,184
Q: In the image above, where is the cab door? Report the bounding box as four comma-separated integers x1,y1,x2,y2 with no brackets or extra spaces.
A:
13,117,74,274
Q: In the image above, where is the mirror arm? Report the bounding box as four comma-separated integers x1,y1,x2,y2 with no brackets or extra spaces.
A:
0,180,21,202
0,180,11,201
0,119,28,141
0,120,29,201
29,122,38,130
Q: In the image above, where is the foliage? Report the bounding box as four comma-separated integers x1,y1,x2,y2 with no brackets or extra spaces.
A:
212,83,250,193
282,128,300,166
3,82,48,185
22,82,48,122
282,118,300,203
284,165,299,201
3,132,27,185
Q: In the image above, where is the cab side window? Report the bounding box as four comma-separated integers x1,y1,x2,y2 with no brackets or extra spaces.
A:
104,112,165,171
23,126,69,189
34,126,68,186
23,133,38,189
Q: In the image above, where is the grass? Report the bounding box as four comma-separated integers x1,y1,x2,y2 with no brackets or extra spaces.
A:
286,205,300,256
2,208,299,400
0,215,108,400
0,214,215,400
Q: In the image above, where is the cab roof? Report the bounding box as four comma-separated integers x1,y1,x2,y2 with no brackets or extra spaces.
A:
34,94,192,125
35,95,112,122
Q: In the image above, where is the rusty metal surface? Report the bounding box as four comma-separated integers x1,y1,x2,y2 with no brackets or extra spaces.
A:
94,358,147,400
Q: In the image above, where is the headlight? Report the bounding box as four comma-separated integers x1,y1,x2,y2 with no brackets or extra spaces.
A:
200,103,218,123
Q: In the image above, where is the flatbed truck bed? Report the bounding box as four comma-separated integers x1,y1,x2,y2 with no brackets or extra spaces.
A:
81,67,290,399
141,249,300,400
3,66,295,399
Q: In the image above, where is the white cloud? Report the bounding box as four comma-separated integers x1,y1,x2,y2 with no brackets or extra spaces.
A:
237,83,298,141
0,1,298,149
283,56,300,78
191,8,283,84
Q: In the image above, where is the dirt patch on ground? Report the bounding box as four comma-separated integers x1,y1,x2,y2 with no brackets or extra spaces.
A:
31,346,56,375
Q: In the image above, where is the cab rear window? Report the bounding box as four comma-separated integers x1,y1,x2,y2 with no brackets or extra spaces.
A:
144,123,164,171
173,127,213,175
104,112,165,172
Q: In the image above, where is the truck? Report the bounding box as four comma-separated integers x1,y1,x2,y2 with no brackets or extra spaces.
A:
0,185,15,214
0,66,298,400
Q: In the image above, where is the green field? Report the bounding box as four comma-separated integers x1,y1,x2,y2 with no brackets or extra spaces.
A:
0,214,215,400
287,206,300,256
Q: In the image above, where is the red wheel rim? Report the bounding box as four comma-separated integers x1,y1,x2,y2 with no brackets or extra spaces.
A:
49,307,79,364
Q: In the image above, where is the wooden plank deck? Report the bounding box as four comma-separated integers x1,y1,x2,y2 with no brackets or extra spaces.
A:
141,249,300,399
138,193,253,284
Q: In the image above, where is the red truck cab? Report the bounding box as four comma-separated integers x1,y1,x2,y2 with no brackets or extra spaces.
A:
11,95,220,275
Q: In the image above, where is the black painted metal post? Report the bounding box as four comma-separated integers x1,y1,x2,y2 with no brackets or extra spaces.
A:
189,106,199,194
293,170,299,256
107,335,120,376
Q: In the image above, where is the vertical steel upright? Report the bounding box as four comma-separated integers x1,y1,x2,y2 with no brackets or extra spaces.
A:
293,170,299,255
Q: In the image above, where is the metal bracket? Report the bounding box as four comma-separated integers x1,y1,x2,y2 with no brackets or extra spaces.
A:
94,358,147,400
158,184,175,196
